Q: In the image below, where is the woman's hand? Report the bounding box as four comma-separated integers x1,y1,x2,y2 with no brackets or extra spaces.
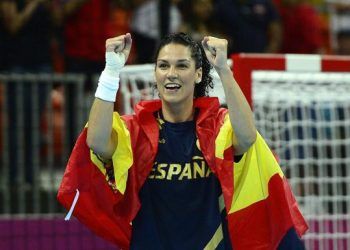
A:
106,33,132,61
202,36,229,71
104,33,133,76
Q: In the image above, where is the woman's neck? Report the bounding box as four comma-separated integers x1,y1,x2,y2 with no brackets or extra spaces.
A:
161,100,194,123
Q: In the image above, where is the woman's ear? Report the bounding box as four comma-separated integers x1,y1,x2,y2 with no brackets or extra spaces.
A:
196,67,203,84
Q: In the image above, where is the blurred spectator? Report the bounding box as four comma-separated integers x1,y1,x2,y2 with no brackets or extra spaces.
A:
0,2,5,158
0,1,10,72
330,2,350,55
130,0,182,63
213,0,282,54
276,0,325,54
337,30,350,55
0,0,57,72
60,0,118,91
110,2,133,61
57,0,118,155
0,0,59,185
178,0,225,42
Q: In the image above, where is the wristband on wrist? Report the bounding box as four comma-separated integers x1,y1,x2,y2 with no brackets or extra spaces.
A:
95,70,120,102
95,52,126,102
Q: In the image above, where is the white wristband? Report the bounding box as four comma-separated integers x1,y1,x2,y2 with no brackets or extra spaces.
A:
95,71,120,102
95,52,126,102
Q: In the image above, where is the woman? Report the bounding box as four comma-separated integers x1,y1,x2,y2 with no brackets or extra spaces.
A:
58,33,307,249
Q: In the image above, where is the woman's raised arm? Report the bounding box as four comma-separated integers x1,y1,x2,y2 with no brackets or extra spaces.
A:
87,33,132,159
202,36,256,155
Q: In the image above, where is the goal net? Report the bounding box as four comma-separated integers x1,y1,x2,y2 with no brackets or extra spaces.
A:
118,54,350,249
233,54,350,250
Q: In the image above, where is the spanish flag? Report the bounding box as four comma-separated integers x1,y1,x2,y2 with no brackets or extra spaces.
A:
58,98,308,249
216,122,308,249
57,128,132,249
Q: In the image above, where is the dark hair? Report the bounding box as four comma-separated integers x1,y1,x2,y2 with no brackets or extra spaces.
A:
154,33,213,98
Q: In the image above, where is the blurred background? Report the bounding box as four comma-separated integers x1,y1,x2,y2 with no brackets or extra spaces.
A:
0,0,349,249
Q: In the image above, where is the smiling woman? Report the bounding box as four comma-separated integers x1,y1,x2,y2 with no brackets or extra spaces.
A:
155,43,203,122
57,32,308,250
156,45,200,101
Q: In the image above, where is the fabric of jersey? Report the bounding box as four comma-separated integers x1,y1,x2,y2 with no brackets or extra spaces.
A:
130,115,230,250
57,97,308,250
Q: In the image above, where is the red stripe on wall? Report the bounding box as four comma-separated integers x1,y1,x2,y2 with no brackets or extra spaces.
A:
322,55,350,72
231,54,285,107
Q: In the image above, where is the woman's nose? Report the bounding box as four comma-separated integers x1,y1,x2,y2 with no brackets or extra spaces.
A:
167,66,177,79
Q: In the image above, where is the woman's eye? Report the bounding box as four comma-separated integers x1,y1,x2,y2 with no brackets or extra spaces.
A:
178,64,188,69
158,64,168,69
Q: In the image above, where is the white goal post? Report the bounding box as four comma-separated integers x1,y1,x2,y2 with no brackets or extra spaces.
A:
118,54,350,249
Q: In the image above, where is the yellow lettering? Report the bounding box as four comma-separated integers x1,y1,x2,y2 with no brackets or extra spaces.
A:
179,163,192,180
192,156,204,160
152,160,211,181
193,161,205,178
206,165,212,177
167,164,182,180
148,167,155,179
149,162,157,179
156,164,167,179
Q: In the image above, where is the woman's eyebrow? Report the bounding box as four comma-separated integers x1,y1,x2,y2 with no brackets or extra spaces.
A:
157,59,191,63
177,59,191,63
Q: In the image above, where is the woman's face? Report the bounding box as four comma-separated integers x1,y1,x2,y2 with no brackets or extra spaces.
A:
155,43,202,105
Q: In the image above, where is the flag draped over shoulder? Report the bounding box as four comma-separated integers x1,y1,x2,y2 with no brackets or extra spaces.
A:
57,106,158,250
226,132,308,249
57,124,133,249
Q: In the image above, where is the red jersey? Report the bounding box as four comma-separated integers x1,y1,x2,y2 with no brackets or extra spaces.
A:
280,4,323,54
64,0,114,61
